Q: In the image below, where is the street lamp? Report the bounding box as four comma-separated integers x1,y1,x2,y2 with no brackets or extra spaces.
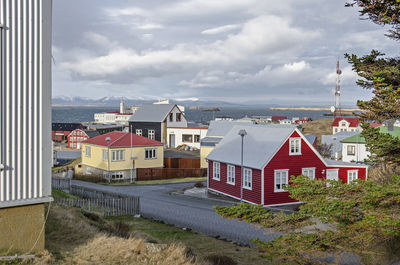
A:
105,136,111,183
238,129,247,202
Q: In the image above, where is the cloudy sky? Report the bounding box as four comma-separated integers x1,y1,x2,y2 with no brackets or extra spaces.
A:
52,0,398,105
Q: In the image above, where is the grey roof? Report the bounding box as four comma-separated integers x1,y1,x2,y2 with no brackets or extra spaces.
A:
200,136,222,147
305,135,317,144
84,123,124,129
84,130,100,138
206,125,296,170
55,150,81,160
324,158,368,167
321,132,358,158
129,104,175,122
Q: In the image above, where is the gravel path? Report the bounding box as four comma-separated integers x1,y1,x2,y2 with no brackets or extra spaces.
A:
72,180,282,245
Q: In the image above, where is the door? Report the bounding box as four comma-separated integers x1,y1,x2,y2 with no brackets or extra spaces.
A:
326,169,339,181
170,134,175,148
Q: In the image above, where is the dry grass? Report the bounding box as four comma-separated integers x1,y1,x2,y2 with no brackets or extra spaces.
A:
31,204,197,265
301,118,333,144
368,165,400,184
71,236,194,265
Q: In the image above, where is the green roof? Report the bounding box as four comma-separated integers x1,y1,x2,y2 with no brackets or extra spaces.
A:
341,126,400,143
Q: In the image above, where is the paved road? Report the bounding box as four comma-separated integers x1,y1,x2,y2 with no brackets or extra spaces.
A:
72,180,282,245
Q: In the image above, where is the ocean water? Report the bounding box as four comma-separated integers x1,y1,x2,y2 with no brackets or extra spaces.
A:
52,106,330,124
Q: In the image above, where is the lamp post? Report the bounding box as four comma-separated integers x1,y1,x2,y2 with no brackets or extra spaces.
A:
105,136,111,183
238,129,247,202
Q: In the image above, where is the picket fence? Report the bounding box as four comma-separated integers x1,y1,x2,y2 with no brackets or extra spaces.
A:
51,177,140,216
54,197,140,217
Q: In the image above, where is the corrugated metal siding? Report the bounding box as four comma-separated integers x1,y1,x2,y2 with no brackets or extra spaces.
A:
208,161,261,204
0,0,52,205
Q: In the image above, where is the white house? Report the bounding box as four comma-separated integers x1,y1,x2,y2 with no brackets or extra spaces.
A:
167,127,208,149
341,126,400,162
332,118,361,134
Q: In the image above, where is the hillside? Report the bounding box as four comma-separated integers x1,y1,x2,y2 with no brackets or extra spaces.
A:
301,118,333,143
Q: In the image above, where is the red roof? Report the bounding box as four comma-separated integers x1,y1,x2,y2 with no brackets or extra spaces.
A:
271,116,287,121
84,131,163,147
368,122,382,128
331,118,360,127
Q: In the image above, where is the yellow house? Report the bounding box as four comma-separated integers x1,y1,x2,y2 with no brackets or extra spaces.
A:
81,131,164,181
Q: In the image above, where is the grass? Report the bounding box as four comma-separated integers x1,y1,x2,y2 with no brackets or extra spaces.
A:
101,177,207,186
109,216,271,265
51,189,79,199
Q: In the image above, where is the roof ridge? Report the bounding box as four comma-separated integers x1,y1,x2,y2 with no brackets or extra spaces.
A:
109,132,128,146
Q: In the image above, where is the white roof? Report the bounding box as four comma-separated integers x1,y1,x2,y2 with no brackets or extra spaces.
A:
206,120,254,137
206,125,296,170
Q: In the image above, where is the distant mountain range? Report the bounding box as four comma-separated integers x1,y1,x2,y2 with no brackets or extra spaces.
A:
52,96,242,108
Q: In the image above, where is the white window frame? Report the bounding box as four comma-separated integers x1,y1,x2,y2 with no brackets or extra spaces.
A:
227,164,235,185
274,169,289,192
148,129,155,140
213,162,220,181
302,167,315,180
111,150,125,161
289,138,301,155
243,168,252,190
102,150,108,161
145,148,157,159
136,129,142,136
85,146,91,157
347,170,358,183
111,172,124,180
347,145,356,156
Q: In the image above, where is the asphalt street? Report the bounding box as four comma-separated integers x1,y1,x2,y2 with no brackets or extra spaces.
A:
72,180,282,245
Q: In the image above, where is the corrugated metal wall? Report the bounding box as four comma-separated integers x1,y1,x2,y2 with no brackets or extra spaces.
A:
0,0,52,205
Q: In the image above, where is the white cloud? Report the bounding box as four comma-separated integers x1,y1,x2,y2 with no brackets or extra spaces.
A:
201,24,240,35
282,61,310,72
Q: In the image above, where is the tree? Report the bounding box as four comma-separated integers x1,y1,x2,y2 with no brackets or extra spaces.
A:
345,0,400,165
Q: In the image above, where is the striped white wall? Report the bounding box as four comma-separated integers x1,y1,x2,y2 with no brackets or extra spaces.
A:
0,0,52,207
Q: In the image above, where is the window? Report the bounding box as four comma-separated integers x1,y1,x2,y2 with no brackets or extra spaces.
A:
194,135,200,143
169,113,173,122
176,113,182,122
145,149,157,159
347,145,356,156
335,128,338,133
227,165,235,185
85,146,91,157
243,168,252,189
148,129,155,140
112,150,125,161
213,162,220,180
302,168,315,179
341,121,347,127
289,138,301,155
136,129,142,136
111,172,124,180
347,170,358,183
182,134,193,142
274,169,289,192
102,150,108,161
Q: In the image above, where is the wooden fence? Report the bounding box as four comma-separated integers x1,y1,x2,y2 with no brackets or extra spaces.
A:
164,157,200,169
51,178,140,216
54,197,139,217
52,177,71,193
136,168,207,181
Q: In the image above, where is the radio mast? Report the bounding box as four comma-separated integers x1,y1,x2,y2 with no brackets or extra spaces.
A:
331,58,342,118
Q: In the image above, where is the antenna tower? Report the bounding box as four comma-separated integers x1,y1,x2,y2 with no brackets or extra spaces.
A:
334,59,342,118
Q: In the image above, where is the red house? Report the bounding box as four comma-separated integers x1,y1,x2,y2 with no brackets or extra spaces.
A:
67,129,100,149
206,125,368,206
52,123,85,142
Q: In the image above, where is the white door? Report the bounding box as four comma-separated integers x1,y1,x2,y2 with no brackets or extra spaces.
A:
326,169,339,181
